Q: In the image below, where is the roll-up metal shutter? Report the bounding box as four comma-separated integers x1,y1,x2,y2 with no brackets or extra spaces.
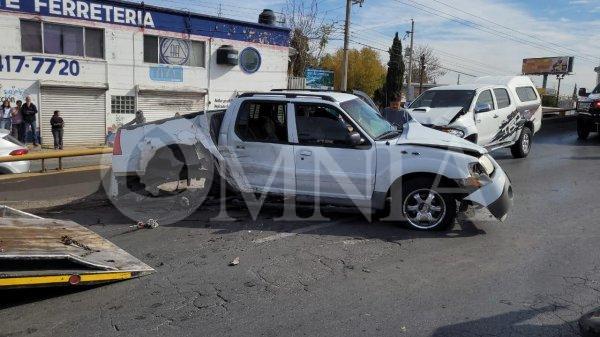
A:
137,92,205,122
41,87,106,147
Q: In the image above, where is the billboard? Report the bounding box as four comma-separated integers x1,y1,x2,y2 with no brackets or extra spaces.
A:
305,68,334,89
522,57,574,75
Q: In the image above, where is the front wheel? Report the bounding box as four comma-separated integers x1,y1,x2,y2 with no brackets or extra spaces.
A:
577,119,590,140
392,178,457,231
510,127,532,158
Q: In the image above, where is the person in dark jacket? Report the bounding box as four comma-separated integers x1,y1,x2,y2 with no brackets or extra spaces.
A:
50,110,64,150
21,95,39,146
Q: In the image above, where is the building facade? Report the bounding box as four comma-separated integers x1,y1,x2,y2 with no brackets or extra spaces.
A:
0,0,290,147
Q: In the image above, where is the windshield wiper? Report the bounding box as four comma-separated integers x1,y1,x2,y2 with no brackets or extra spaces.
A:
375,130,401,140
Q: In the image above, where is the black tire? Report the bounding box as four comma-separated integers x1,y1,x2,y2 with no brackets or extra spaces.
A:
510,127,532,159
389,177,457,231
577,119,590,140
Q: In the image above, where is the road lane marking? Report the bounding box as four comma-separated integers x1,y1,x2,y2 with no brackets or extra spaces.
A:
253,219,349,244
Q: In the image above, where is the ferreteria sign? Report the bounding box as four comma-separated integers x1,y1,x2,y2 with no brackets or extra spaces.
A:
0,0,155,27
0,0,291,46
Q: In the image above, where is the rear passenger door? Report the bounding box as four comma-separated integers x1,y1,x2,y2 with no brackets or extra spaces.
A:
226,100,296,194
474,89,501,146
491,87,518,143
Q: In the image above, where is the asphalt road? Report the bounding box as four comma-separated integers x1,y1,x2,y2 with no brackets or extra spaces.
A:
1,120,600,337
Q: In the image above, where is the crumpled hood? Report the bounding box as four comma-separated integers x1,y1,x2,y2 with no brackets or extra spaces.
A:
408,107,464,126
397,121,486,156
581,93,600,101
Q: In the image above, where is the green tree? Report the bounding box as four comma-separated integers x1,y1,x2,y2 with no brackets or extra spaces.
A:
381,32,405,106
320,47,386,96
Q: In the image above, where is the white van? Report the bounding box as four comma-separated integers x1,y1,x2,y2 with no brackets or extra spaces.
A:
407,76,542,158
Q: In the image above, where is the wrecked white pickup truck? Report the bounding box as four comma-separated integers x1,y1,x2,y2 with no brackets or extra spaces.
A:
110,91,513,231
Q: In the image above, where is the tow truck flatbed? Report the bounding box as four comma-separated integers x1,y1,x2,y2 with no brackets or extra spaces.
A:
0,206,153,289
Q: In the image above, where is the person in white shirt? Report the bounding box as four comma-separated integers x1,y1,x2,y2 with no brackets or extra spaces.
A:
1,100,12,131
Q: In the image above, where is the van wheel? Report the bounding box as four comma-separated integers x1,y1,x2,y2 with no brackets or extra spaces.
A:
510,127,532,158
391,178,457,231
577,119,590,140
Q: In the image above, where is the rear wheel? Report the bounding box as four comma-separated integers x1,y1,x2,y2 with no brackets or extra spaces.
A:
390,178,457,231
577,119,590,140
510,127,532,158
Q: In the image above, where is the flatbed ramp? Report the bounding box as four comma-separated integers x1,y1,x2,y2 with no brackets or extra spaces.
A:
0,206,154,289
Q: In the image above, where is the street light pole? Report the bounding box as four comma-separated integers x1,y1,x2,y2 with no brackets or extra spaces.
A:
341,0,363,92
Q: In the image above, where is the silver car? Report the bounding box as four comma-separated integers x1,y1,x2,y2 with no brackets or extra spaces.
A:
0,130,30,174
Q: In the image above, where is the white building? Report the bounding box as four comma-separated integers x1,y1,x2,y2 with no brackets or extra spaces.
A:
0,0,290,147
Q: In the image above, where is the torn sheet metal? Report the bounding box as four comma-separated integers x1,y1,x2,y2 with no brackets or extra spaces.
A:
0,206,154,289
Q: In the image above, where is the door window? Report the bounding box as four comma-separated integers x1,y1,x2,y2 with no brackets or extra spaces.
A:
475,90,495,112
235,101,288,143
493,88,511,109
295,104,358,147
515,87,538,102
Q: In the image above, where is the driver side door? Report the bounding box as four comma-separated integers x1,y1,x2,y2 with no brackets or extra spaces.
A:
292,102,376,203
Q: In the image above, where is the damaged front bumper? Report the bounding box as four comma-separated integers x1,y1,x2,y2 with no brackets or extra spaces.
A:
463,160,514,221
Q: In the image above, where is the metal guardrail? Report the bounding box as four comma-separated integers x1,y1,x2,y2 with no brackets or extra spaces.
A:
0,148,113,172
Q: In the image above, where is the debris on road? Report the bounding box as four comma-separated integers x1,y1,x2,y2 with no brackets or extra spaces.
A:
131,219,160,230
230,257,240,266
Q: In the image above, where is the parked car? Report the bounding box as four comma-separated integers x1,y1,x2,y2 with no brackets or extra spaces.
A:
0,130,30,174
576,84,600,139
111,91,513,231
407,76,542,158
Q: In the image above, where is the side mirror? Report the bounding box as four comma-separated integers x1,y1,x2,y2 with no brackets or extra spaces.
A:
475,103,492,113
579,88,589,97
349,131,364,145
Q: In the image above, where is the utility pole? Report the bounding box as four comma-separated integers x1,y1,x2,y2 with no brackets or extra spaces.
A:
556,74,564,107
341,0,364,92
418,54,425,95
457,74,461,85
406,19,415,101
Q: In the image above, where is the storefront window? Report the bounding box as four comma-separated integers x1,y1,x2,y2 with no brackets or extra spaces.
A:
111,96,136,114
240,47,261,73
20,20,104,59
20,21,42,53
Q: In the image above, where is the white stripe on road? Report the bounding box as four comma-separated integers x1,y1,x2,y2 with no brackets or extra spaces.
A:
252,219,348,244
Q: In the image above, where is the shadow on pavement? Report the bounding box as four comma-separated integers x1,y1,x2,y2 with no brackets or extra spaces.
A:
431,306,579,337
0,285,103,310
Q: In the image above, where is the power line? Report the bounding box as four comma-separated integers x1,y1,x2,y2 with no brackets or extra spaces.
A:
429,0,600,62
391,0,600,65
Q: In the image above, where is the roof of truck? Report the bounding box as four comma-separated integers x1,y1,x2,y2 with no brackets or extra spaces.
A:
241,90,359,103
426,84,496,91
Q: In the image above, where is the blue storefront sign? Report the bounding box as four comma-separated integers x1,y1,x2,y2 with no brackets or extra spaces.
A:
306,68,334,89
149,65,183,82
0,0,290,46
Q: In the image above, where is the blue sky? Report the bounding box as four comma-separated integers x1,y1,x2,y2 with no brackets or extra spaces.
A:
144,0,600,92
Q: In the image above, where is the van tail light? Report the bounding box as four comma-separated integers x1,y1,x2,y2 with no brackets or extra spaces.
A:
9,149,28,156
595,101,600,109
113,129,122,155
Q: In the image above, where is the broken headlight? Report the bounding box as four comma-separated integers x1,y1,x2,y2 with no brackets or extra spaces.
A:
461,155,495,188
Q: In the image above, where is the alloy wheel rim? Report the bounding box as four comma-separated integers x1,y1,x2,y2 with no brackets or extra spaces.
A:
522,133,530,154
403,189,446,229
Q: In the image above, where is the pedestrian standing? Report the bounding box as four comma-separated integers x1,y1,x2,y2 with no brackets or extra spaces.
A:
1,100,12,131
21,95,39,146
11,100,23,141
50,110,64,150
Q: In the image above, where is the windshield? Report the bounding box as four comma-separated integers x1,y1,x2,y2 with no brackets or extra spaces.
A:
410,90,476,110
340,98,396,139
